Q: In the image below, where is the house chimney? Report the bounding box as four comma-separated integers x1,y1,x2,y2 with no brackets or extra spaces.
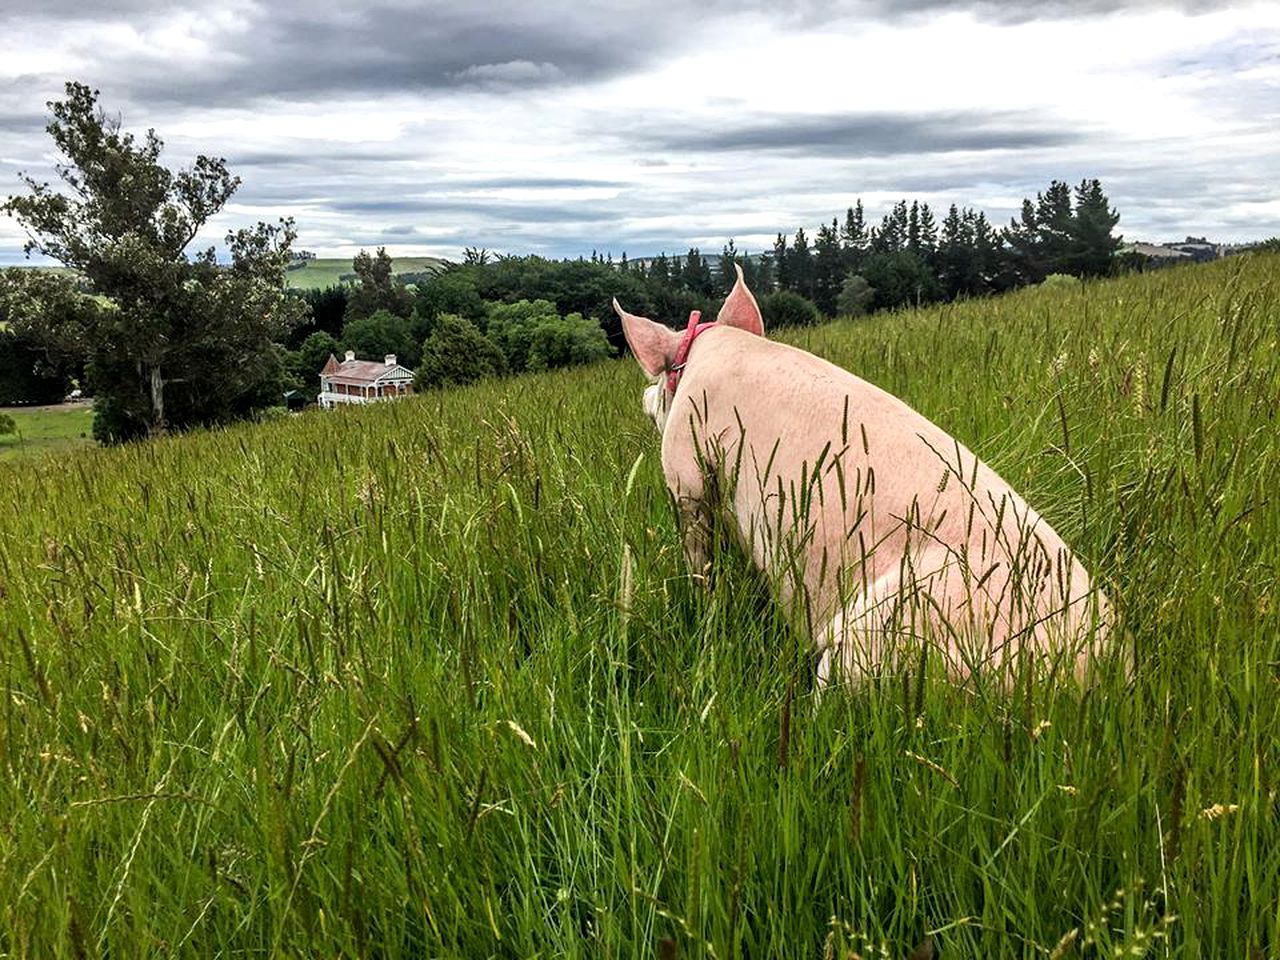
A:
344,350,355,362
385,354,396,366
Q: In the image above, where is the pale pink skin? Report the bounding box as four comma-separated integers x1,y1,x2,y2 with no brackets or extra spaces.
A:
615,266,1111,687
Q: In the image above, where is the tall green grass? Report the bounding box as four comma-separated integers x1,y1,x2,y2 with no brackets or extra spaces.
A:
2,256,1277,957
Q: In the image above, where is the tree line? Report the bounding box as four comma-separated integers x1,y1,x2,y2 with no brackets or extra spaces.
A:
615,182,1122,322
3,81,1129,444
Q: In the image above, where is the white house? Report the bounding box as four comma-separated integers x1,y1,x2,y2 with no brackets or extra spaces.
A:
318,351,415,408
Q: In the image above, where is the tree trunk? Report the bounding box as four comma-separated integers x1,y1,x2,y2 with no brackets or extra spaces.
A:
148,365,167,435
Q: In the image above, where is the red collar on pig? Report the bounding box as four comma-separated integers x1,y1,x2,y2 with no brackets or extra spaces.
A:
667,310,716,394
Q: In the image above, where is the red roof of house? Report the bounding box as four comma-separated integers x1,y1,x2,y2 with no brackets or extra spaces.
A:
320,354,414,385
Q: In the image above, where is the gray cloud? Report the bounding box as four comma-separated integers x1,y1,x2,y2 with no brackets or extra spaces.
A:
856,0,1231,24
17,2,710,109
644,112,1078,158
23,0,1228,113
448,176,629,189
329,196,621,224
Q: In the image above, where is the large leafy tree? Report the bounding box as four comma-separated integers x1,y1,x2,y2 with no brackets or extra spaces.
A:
341,309,420,368
0,82,304,441
345,247,413,321
290,330,340,394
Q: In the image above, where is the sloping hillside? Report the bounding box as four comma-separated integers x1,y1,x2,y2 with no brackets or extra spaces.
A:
1,255,1276,956
284,255,447,289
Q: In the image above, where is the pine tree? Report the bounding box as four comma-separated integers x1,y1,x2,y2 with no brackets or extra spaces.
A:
1002,199,1044,285
813,219,844,316
749,250,774,292
841,200,868,274
939,204,970,299
917,202,938,258
787,227,814,299
841,201,867,249
1035,180,1075,275
972,212,1000,293
1070,179,1121,277
650,253,671,287
681,247,714,296
720,239,739,294
773,233,791,291
873,201,909,254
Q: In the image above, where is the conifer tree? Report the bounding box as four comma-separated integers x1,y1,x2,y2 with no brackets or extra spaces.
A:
787,227,814,299
681,247,714,296
1070,178,1121,277
720,240,739,294
1003,198,1044,285
973,212,1002,292
939,204,971,299
1035,180,1075,275
650,253,671,287
813,219,844,316
841,200,868,273
773,233,791,291
917,202,938,258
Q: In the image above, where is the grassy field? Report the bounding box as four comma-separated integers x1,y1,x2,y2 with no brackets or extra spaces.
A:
0,403,94,461
0,256,1277,957
284,256,447,290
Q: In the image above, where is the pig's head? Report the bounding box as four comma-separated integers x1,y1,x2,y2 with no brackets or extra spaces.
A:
614,263,764,432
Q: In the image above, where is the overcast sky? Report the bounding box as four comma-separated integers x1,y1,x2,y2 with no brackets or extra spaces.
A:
1,0,1277,264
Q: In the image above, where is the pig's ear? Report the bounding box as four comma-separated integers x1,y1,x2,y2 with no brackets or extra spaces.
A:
715,263,764,337
614,299,680,378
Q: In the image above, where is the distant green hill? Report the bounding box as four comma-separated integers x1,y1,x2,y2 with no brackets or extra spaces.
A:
284,256,448,290
3,259,449,293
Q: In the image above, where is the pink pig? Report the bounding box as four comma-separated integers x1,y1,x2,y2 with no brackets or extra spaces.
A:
615,266,1112,687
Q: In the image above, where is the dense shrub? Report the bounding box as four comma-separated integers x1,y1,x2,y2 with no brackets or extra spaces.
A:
760,290,822,328
1041,273,1083,289
416,314,506,389
836,275,876,317
525,311,613,372
485,299,560,372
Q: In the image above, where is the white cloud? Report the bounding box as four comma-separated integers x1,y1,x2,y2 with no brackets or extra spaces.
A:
449,60,564,85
